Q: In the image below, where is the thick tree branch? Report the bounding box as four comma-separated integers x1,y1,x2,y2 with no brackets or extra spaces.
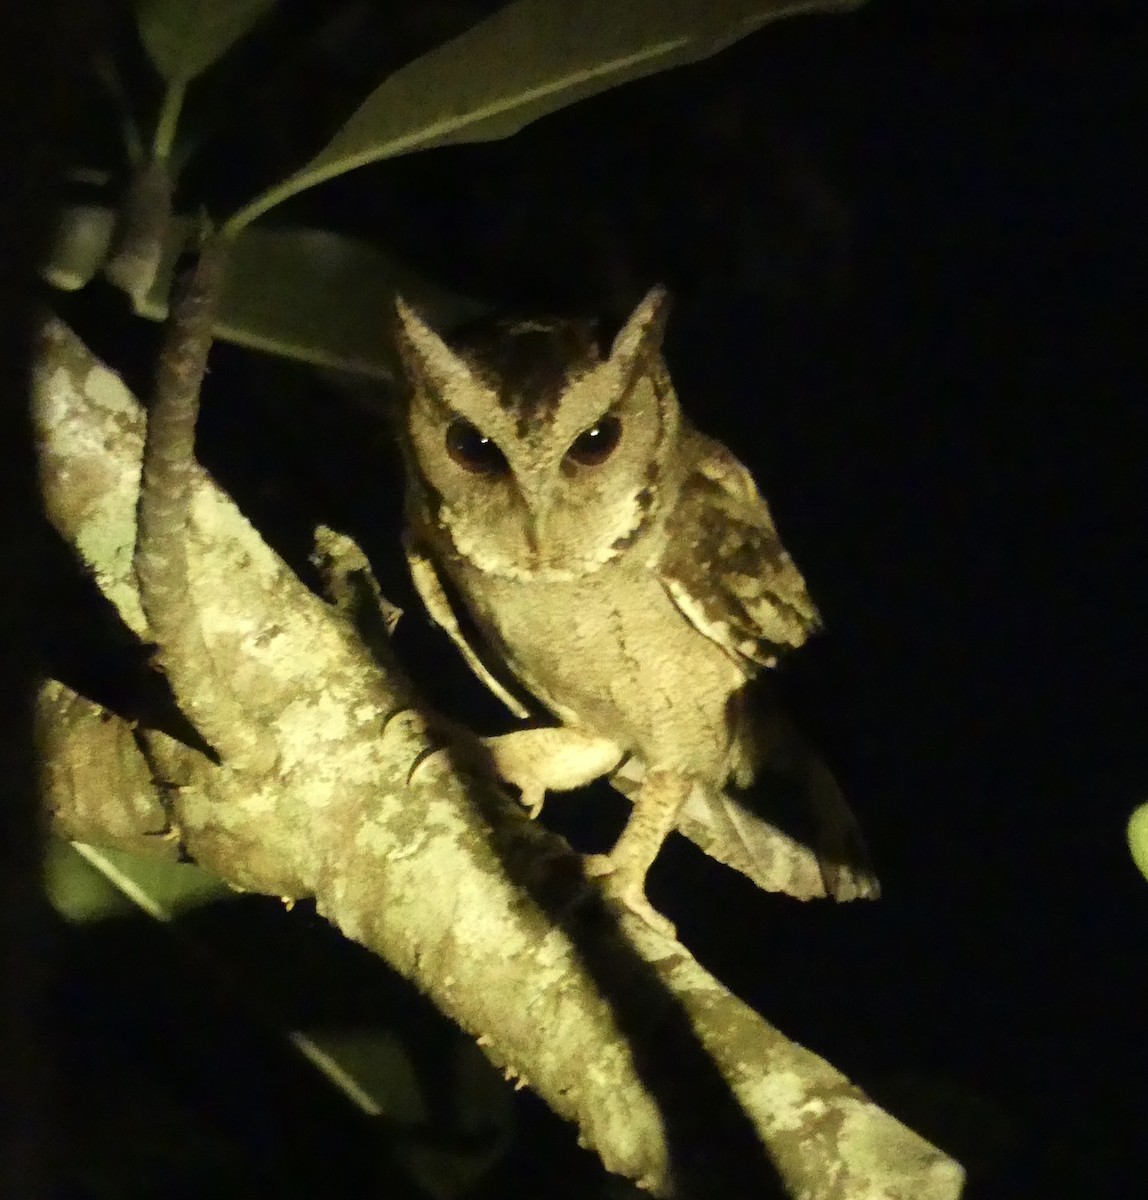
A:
31,318,963,1199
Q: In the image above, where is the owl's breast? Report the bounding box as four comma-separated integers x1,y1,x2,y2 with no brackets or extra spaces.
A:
453,561,750,783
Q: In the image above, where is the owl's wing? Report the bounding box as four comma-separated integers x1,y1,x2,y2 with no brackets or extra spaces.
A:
651,433,879,899
657,431,821,674
404,532,531,720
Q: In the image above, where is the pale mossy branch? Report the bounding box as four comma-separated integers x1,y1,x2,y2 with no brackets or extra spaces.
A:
30,318,963,1198
222,0,865,236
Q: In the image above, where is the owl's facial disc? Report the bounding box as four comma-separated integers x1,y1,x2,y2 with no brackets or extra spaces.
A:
397,291,680,580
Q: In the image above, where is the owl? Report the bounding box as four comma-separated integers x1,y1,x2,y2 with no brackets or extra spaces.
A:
393,287,878,935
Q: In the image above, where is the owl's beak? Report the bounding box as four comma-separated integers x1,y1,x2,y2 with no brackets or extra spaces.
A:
523,513,542,562
520,481,558,565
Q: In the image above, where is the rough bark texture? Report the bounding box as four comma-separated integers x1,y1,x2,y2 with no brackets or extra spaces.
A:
133,234,275,772
32,317,964,1199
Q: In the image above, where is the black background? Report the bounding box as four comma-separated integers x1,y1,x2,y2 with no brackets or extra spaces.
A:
27,1,1148,1196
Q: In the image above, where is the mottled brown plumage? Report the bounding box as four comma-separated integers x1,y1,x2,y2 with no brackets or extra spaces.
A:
394,287,877,935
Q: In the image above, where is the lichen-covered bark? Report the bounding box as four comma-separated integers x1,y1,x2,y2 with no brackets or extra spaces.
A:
31,318,964,1199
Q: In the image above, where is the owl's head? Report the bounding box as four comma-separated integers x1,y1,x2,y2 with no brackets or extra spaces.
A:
394,287,681,580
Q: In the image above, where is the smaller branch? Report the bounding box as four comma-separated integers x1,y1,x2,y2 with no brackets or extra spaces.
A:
133,233,274,772
102,158,174,304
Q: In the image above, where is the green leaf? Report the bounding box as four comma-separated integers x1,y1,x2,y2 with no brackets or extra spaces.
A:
45,205,484,377
137,0,279,83
308,1030,513,1195
1128,803,1148,884
46,839,514,1165
46,839,234,924
225,0,864,231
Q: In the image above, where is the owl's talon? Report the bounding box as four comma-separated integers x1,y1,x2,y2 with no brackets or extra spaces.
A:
584,855,676,938
607,882,677,939
519,787,545,820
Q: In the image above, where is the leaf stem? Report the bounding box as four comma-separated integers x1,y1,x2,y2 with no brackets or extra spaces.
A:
152,78,186,163
221,157,366,238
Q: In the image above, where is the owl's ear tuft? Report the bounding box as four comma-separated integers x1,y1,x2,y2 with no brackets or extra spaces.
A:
392,295,472,392
608,286,671,372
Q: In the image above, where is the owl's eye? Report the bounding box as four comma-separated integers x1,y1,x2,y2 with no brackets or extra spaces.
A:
565,414,622,467
445,418,508,474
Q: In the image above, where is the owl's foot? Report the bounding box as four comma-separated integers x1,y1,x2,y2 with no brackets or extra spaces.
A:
584,853,676,939
581,768,692,938
481,727,624,821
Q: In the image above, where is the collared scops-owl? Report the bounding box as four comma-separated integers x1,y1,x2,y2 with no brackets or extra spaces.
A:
394,287,877,936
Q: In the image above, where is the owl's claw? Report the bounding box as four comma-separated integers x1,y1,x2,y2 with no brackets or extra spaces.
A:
518,786,546,820
584,853,677,939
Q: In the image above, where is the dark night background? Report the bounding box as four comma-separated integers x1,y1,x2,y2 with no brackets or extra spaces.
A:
4,1,1147,1197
